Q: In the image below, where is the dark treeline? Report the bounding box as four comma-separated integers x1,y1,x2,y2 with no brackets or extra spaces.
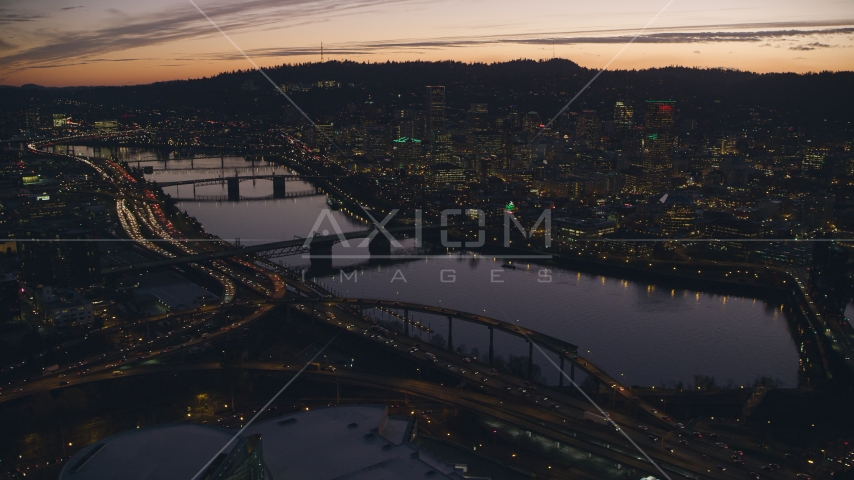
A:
3,58,852,140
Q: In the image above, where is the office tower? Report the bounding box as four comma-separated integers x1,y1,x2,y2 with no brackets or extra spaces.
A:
431,130,453,164
392,136,423,168
425,86,445,134
644,100,675,132
802,149,826,172
575,110,600,142
363,96,377,127
363,126,387,161
613,101,633,133
641,100,675,193
521,111,541,135
467,103,489,132
314,123,333,148
393,108,420,141
474,131,502,157
52,113,67,128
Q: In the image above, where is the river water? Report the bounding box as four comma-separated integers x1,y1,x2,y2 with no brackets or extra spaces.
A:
55,146,800,388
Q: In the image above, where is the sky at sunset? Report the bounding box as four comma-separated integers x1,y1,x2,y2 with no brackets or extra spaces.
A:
1,0,853,86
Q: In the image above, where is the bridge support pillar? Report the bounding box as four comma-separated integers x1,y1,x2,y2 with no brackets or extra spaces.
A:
227,176,240,201
273,175,287,199
447,315,453,352
404,309,409,336
368,232,391,259
571,362,575,382
488,327,494,367
527,341,533,380
309,242,333,272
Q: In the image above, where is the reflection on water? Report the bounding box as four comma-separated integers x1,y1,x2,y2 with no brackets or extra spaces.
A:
60,145,800,388
327,256,797,387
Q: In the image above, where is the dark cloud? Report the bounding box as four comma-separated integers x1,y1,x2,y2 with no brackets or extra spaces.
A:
1,3,852,72
203,47,374,60
342,26,854,52
0,9,49,25
209,24,854,61
27,57,155,68
61,6,83,11
0,0,417,69
789,42,839,51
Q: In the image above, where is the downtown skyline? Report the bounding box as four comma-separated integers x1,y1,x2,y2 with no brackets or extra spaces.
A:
1,0,854,87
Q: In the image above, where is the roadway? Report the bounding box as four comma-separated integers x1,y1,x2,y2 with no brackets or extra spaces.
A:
3,360,800,480
19,137,807,478
269,296,690,429
152,173,342,188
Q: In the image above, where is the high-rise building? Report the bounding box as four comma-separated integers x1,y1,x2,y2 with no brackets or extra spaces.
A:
803,148,827,172
523,111,542,134
314,123,334,148
392,136,423,168
474,131,502,157
641,100,676,193
467,103,489,132
613,102,633,133
52,113,67,128
391,108,423,141
661,200,696,236
431,130,453,164
644,100,675,132
363,126,387,161
425,86,445,134
575,110,600,142
363,96,377,127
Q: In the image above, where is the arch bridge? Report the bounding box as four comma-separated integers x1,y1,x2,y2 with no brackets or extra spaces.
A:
270,297,595,387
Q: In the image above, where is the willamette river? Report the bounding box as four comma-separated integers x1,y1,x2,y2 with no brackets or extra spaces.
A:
56,146,801,388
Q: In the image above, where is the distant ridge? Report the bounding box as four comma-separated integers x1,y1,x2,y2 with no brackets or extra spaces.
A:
3,58,851,140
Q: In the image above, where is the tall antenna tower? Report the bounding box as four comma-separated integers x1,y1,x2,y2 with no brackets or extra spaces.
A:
321,40,324,63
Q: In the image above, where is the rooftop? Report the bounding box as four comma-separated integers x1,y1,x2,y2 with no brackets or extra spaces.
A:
245,405,466,480
59,424,241,480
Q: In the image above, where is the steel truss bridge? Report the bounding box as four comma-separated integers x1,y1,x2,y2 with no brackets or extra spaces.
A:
151,174,342,188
